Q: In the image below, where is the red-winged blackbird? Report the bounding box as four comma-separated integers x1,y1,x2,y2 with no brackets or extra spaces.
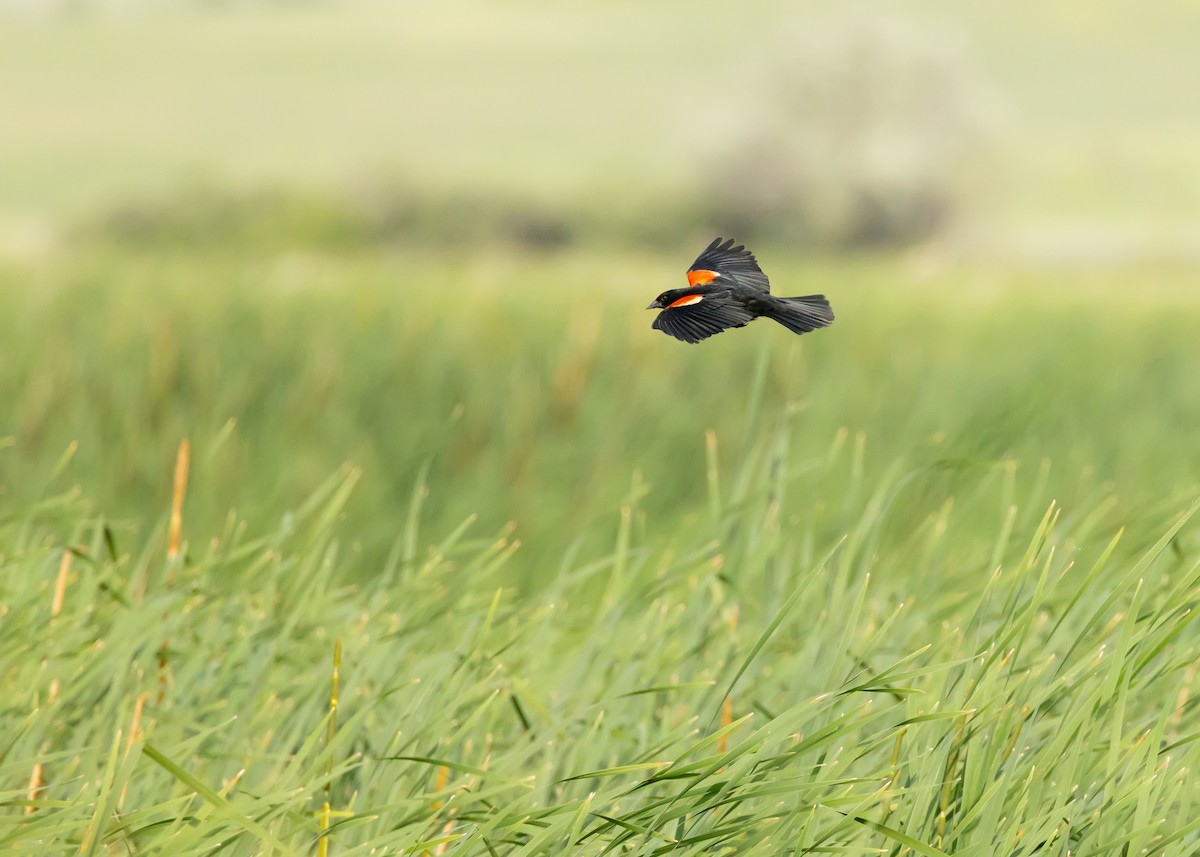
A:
647,238,834,344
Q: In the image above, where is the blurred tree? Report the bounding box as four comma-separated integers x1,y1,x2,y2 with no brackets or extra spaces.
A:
705,15,993,249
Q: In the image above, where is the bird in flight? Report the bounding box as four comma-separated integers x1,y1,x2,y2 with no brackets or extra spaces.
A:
646,238,834,344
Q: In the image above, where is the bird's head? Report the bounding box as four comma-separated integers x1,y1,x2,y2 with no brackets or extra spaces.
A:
646,288,705,310
645,291,672,310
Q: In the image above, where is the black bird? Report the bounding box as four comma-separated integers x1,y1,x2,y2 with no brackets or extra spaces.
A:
647,238,834,344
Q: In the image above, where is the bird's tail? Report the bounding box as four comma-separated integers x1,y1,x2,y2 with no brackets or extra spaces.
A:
765,295,835,336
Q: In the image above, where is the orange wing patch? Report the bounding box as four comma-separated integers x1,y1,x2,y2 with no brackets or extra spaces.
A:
667,293,705,308
687,269,718,287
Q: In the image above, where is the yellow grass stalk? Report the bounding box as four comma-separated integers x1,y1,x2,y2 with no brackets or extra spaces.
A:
159,439,191,704
26,550,73,815
167,439,190,562
51,549,71,620
24,764,43,818
318,639,342,857
118,693,150,810
718,696,734,754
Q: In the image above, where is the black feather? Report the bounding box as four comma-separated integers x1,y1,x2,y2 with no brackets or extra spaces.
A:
763,295,834,335
687,237,771,293
652,297,755,344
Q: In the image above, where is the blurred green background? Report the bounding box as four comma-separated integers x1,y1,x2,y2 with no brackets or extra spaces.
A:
2,0,1198,575
5,3,1200,853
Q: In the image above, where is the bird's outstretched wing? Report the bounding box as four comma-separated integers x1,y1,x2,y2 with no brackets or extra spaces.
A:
652,296,756,344
687,237,771,292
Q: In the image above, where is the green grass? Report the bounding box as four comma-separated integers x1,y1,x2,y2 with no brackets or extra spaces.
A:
2,244,1200,852
3,246,1199,573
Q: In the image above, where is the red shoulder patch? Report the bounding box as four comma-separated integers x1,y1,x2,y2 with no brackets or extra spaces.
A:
686,269,718,287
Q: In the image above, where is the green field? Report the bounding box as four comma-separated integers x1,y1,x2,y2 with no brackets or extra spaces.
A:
4,1,1200,853
4,242,1200,853
4,0,1200,244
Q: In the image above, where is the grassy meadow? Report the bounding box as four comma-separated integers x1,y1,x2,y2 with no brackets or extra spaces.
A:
4,1,1200,853
3,241,1200,854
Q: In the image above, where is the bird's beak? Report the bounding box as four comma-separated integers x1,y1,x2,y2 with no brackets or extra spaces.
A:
646,300,662,310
